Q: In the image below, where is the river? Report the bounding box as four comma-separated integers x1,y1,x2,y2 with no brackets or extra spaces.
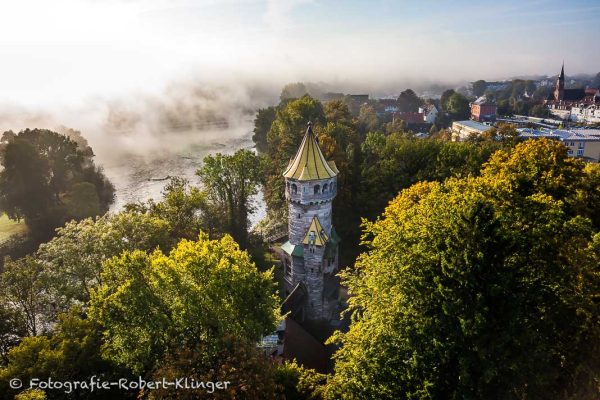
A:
100,121,267,227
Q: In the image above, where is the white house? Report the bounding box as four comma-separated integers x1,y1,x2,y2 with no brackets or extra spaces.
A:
419,104,438,124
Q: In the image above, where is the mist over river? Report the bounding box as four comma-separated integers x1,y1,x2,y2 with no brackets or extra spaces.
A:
99,120,267,227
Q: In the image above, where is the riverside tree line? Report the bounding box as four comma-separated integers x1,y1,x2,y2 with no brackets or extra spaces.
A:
0,88,598,399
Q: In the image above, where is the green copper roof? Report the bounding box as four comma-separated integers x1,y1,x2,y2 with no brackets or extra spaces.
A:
283,122,338,181
281,241,304,257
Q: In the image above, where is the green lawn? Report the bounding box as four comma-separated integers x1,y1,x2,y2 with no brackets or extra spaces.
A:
0,214,27,244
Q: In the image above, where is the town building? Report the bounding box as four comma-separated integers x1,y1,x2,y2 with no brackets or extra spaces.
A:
545,64,599,120
378,98,399,113
419,103,438,123
280,122,341,322
517,128,600,162
570,104,600,124
470,96,497,122
451,120,493,141
393,111,424,125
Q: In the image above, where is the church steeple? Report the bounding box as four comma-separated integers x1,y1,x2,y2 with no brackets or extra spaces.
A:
554,62,565,101
559,62,565,81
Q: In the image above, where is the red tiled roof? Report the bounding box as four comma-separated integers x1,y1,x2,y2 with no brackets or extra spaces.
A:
395,112,424,124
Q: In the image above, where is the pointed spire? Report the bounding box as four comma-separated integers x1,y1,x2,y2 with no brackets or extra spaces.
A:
282,121,338,181
559,62,565,80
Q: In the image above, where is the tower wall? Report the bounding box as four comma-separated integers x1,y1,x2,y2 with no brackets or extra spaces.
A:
286,177,337,245
284,176,338,321
304,244,326,319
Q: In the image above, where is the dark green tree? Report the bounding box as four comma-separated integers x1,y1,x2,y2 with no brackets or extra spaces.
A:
396,89,423,112
197,149,263,249
440,89,456,111
252,106,276,153
472,80,488,97
446,92,471,120
0,129,114,241
591,72,600,89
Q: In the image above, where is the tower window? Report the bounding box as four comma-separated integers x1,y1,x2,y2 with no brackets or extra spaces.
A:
323,183,328,193
291,184,297,195
314,185,320,194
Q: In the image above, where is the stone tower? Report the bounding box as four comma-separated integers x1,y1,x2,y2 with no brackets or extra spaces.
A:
280,122,340,321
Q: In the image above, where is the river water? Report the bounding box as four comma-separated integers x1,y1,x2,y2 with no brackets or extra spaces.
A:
100,121,267,227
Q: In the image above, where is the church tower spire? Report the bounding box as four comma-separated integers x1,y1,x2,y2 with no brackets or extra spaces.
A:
280,122,340,321
554,62,565,101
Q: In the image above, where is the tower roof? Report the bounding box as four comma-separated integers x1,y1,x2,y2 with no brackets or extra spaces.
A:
283,122,338,181
303,216,329,246
559,62,565,80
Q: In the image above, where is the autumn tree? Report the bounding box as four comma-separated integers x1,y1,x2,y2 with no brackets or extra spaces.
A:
0,308,132,400
327,139,600,399
89,234,279,374
36,212,172,313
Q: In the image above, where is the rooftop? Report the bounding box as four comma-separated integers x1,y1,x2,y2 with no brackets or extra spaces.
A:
283,122,338,181
517,128,600,142
453,120,493,132
303,216,329,246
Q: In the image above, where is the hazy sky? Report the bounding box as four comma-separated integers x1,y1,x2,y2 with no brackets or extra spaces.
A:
1,0,599,105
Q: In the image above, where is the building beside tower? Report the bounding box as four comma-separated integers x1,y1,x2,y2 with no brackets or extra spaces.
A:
280,122,341,322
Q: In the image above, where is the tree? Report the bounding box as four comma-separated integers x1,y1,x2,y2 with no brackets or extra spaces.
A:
0,257,50,337
0,129,114,241
275,361,327,400
396,89,422,112
149,336,281,400
472,80,488,97
324,100,353,126
89,234,279,374
197,150,263,249
63,182,101,220
479,123,520,146
592,72,600,89
0,308,131,400
140,177,221,241
356,104,380,135
446,92,470,120
280,82,309,101
440,89,455,111
327,139,600,399
0,139,54,233
530,104,550,118
0,303,26,366
36,212,172,312
252,106,276,153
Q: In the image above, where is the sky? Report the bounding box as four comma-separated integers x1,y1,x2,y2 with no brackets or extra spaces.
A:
0,0,599,106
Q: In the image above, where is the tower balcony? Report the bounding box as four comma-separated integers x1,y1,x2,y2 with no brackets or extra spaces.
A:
285,178,337,204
